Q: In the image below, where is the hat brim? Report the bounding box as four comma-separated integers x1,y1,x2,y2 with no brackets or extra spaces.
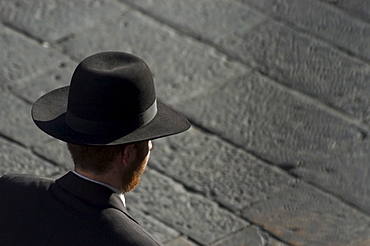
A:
32,87,191,145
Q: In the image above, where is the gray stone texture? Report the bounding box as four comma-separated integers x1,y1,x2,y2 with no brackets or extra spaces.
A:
0,89,49,147
215,19,370,125
127,207,180,243
0,137,61,177
165,237,199,246
243,183,370,246
292,138,370,214
32,139,73,170
0,0,126,42
58,11,249,104
211,227,288,246
176,72,363,165
120,0,266,41
151,128,294,211
126,168,248,245
236,0,370,60
10,60,77,104
0,24,66,86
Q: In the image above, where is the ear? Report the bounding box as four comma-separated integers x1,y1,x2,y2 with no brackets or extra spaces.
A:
121,144,135,167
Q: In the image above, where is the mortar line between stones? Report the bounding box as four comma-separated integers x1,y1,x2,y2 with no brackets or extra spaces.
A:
8,89,35,106
1,21,45,45
117,0,370,134
172,236,202,246
0,134,27,149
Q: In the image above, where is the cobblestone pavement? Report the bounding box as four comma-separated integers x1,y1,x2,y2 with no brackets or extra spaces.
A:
1,0,370,245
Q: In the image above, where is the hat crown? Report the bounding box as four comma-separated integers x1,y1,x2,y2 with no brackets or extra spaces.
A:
67,52,156,122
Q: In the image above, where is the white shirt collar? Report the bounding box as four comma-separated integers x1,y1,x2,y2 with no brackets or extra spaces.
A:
72,171,126,207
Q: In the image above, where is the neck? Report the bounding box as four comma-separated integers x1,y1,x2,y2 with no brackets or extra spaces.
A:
74,168,123,192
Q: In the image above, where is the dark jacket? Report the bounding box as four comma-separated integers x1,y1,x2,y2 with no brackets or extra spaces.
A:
0,172,163,246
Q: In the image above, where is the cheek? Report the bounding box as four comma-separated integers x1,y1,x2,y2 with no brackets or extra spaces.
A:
139,145,150,162
136,148,150,168
140,152,150,170
146,150,151,161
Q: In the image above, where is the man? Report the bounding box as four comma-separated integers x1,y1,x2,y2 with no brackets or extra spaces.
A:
0,52,191,245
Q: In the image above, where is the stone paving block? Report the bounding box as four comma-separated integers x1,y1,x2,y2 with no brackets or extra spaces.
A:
127,207,180,243
11,60,77,103
0,0,126,42
120,0,265,41
176,72,363,166
242,183,370,246
292,138,370,214
58,11,249,104
215,19,370,125
319,0,370,23
0,24,67,86
151,128,294,211
126,168,248,245
236,0,370,59
165,237,199,246
32,138,73,170
0,89,49,147
211,227,288,246
0,137,62,177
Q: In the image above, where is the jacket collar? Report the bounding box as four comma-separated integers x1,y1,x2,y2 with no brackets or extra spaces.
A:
56,172,129,215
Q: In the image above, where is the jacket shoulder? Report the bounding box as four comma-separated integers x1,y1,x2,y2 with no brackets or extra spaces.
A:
96,208,164,246
0,173,54,192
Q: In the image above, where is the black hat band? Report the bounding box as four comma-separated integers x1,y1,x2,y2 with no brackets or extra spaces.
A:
66,100,158,136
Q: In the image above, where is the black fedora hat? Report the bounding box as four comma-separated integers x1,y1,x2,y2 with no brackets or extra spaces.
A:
32,52,191,145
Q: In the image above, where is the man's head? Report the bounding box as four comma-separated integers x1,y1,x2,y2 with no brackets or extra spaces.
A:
67,140,152,192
